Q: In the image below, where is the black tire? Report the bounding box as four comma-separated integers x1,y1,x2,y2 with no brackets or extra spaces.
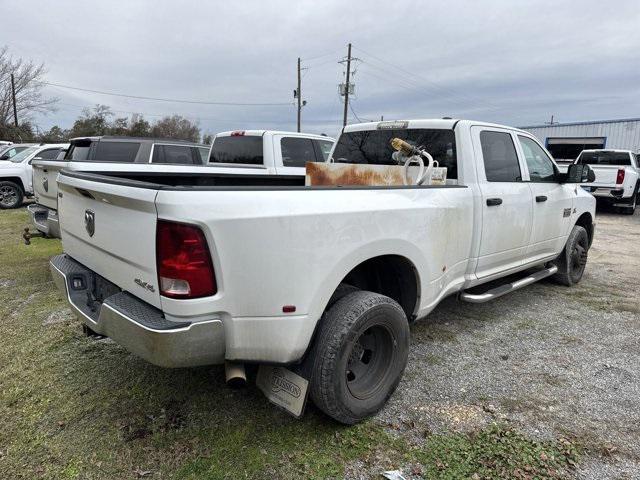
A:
622,185,638,215
326,283,359,309
0,181,24,209
309,290,409,425
553,225,589,286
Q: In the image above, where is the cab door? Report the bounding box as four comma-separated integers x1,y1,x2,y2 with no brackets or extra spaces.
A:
471,127,533,279
516,135,574,261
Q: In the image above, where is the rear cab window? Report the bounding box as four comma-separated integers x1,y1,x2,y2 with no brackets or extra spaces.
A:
94,142,140,162
331,128,457,179
65,140,140,162
576,151,632,166
210,135,263,165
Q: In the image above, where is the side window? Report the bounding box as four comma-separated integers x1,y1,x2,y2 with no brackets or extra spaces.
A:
480,131,522,182
314,140,334,161
37,148,61,160
518,136,556,182
152,145,197,164
281,137,317,167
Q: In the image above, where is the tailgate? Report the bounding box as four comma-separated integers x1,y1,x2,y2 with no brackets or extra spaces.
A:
58,172,161,308
32,160,68,209
587,165,619,186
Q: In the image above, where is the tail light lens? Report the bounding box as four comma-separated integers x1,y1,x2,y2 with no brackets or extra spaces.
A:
616,169,625,185
156,220,216,299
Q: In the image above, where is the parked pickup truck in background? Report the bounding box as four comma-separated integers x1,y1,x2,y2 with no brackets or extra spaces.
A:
209,130,335,175
0,143,68,209
574,149,640,214
50,119,595,424
29,136,209,238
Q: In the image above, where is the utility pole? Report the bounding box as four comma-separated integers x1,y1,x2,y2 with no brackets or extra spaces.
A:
342,43,352,127
297,57,301,132
10,73,18,127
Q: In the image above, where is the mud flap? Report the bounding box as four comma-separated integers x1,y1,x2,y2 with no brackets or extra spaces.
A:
256,366,309,418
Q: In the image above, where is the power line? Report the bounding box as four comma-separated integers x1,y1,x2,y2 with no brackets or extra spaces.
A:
300,47,344,62
352,45,504,112
43,81,294,106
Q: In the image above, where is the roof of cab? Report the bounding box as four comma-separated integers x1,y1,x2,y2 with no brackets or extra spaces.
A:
343,119,530,135
69,136,207,147
215,130,335,141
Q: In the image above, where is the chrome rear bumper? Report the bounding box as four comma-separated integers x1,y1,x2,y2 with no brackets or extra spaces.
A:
27,204,60,238
50,254,225,367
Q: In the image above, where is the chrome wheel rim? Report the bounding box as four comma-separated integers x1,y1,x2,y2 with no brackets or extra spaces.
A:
0,186,18,207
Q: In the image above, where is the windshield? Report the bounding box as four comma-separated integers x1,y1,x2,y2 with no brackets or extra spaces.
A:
9,146,39,163
577,151,631,166
331,128,457,179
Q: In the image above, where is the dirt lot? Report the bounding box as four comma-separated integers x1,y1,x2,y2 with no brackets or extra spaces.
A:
0,207,638,479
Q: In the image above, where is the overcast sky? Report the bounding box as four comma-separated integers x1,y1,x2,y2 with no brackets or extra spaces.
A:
2,0,640,138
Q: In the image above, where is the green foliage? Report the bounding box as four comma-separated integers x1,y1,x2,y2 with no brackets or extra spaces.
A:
0,121,35,142
37,106,200,142
38,125,67,143
68,104,113,137
414,424,580,479
150,114,201,142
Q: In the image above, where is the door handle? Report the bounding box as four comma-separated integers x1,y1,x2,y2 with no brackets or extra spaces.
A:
486,198,502,206
536,195,548,202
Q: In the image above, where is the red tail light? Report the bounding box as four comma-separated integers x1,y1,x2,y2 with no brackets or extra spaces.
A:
156,220,216,299
230,131,245,137
616,169,625,185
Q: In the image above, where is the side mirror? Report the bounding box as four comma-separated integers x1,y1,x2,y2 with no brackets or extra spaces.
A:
565,163,595,183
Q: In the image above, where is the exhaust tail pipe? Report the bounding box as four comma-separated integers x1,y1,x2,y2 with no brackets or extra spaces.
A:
225,361,246,388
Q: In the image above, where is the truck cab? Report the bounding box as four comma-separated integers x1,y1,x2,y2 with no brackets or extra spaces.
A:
209,130,335,176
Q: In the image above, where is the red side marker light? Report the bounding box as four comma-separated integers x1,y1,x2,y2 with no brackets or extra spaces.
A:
282,305,296,313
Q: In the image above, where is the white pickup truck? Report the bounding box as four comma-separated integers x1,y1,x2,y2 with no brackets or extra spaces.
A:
50,119,595,424
29,132,334,239
574,149,640,214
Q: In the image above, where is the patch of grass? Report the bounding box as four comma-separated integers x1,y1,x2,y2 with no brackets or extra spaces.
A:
0,209,583,479
413,423,581,479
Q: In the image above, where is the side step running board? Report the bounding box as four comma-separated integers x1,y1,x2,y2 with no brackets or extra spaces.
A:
460,265,558,304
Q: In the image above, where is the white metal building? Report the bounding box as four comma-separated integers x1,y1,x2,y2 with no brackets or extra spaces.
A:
520,118,640,162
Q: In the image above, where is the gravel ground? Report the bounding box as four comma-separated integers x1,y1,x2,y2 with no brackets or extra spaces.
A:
374,208,640,479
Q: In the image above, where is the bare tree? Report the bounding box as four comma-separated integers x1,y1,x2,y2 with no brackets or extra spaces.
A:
0,46,57,126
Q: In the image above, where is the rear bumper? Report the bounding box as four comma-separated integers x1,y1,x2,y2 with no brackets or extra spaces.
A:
50,254,225,367
586,186,636,205
27,204,60,238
